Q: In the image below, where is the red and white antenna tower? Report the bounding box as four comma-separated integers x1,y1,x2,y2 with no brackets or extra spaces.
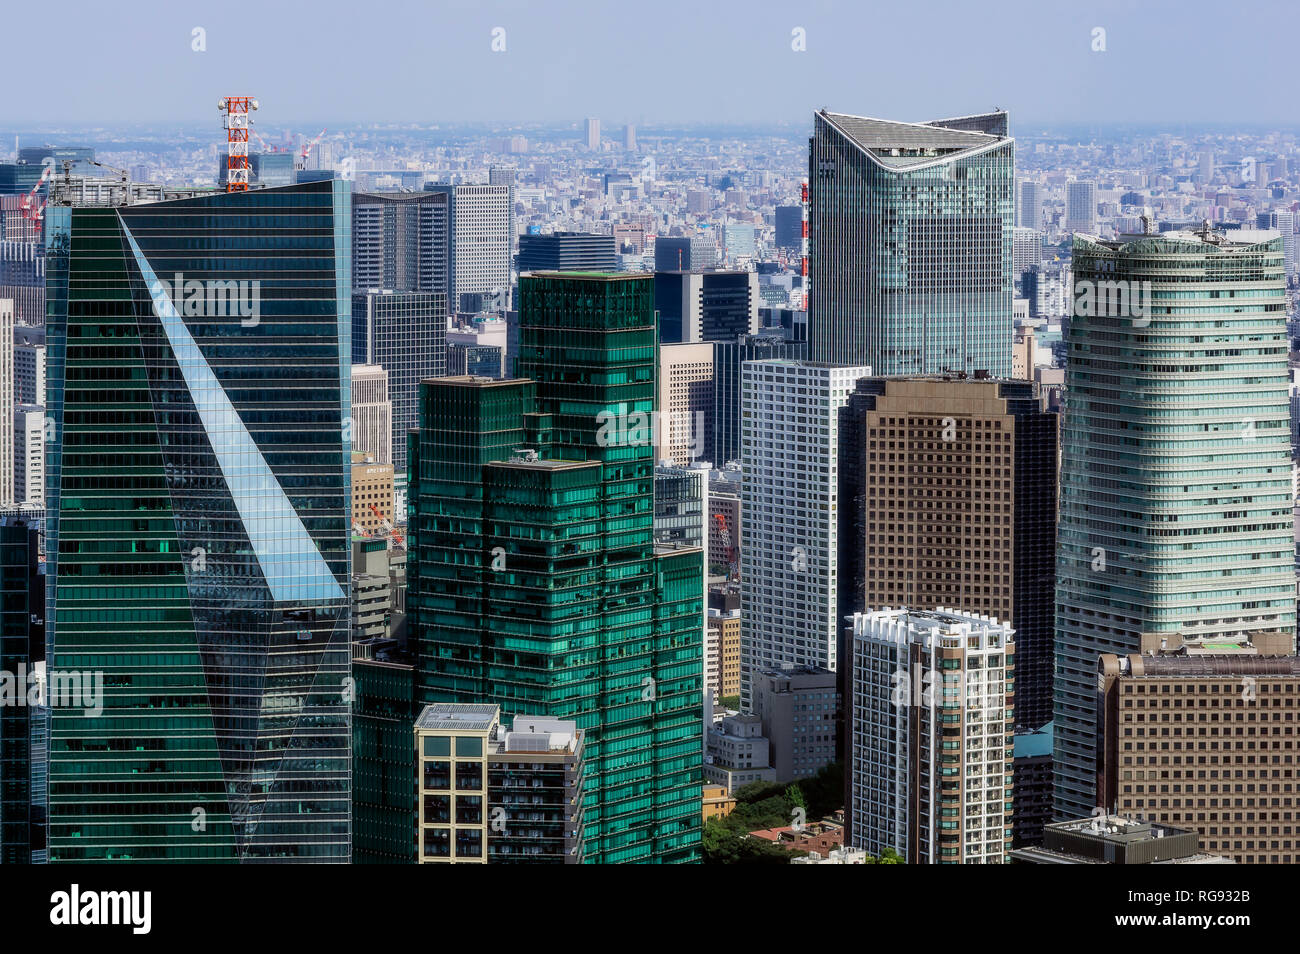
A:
218,96,258,192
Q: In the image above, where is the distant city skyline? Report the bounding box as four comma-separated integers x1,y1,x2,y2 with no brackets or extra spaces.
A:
11,0,1294,125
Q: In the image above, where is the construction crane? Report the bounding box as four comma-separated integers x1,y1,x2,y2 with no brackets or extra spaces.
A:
218,96,258,192
297,128,326,170
18,164,53,222
367,502,405,550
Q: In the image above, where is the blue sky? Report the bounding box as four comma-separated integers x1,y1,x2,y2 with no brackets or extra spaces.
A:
18,0,1297,126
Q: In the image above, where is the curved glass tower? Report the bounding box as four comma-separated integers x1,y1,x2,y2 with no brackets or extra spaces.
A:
1054,228,1295,819
45,180,353,862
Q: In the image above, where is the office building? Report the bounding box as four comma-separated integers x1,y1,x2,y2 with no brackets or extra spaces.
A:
703,714,776,793
352,191,451,299
0,300,11,505
655,269,760,344
1018,179,1043,230
447,342,504,378
838,376,1058,729
517,232,616,273
740,359,869,708
656,342,714,465
13,404,42,506
848,607,1014,864
352,290,447,474
415,704,585,864
654,235,716,272
774,205,803,250
423,183,512,312
13,325,44,406
45,179,353,862
352,536,395,642
351,363,392,466
1054,228,1294,819
711,334,807,466
707,609,741,700
352,455,395,532
1098,643,1299,864
0,511,42,863
352,638,417,864
408,273,704,863
808,110,1014,376
1012,816,1231,864
751,667,838,782
1012,722,1053,848
1064,180,1098,234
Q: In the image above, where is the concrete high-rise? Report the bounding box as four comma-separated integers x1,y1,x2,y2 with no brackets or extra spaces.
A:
1054,227,1295,819
848,607,1014,863
1064,180,1098,234
656,342,714,466
711,334,807,466
1018,179,1042,230
740,359,868,708
45,179,353,862
654,269,760,343
423,183,512,313
808,110,1014,376
584,117,601,151
0,299,12,505
352,290,446,474
352,191,450,298
838,376,1058,729
351,363,392,466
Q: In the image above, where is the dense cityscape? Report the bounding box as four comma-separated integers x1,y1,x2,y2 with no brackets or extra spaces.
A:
0,0,1292,935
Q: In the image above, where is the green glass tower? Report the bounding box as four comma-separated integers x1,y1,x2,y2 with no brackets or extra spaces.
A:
409,273,704,863
1054,227,1295,818
45,181,353,862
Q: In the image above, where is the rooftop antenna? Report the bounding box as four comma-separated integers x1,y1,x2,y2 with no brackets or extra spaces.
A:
218,96,258,192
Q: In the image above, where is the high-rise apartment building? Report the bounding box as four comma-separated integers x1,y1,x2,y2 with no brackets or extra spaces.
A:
351,363,392,466
848,607,1014,863
1064,180,1098,234
740,359,869,708
1018,179,1043,230
352,191,450,298
584,117,601,151
423,183,512,313
408,273,704,863
838,376,1058,729
1098,642,1299,863
13,403,43,506
808,110,1014,376
352,290,446,475
656,342,714,465
45,179,353,862
415,704,585,864
1054,228,1294,818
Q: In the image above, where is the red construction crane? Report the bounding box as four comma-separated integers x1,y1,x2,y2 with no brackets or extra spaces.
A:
367,502,405,549
298,128,326,170
19,164,53,222
713,513,737,580
218,96,258,192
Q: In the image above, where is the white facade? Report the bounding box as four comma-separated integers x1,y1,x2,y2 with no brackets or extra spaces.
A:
13,403,43,506
739,359,869,708
0,300,12,505
850,607,1014,864
351,364,392,466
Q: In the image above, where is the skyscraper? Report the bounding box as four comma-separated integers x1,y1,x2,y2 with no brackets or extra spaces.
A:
351,363,392,466
0,299,12,505
45,179,353,862
656,342,714,465
711,334,807,466
654,269,760,343
517,232,617,273
352,290,446,474
584,117,601,151
1064,180,1098,234
423,183,512,313
808,110,1014,376
740,359,869,708
1018,179,1043,230
0,510,42,863
408,273,704,863
352,191,450,299
1054,227,1294,819
838,376,1058,729
848,607,1014,863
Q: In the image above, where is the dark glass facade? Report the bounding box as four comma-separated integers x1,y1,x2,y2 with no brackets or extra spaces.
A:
1,512,43,863
44,180,352,862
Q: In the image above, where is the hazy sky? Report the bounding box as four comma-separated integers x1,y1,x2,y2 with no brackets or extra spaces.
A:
17,0,1298,127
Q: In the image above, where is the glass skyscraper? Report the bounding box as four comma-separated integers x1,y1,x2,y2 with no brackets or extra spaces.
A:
1054,227,1295,818
45,179,353,862
408,272,704,863
808,110,1014,376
